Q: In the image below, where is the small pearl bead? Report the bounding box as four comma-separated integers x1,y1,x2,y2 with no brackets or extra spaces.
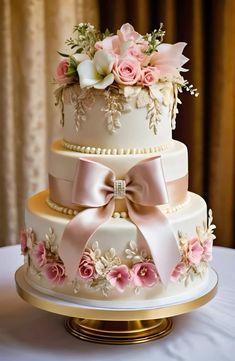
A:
113,212,120,218
121,212,127,218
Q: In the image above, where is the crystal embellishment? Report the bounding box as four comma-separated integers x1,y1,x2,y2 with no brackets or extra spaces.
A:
113,180,126,199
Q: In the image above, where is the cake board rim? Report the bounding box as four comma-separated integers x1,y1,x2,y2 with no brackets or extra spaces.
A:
15,265,218,321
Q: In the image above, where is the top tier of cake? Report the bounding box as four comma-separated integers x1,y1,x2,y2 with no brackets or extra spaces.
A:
54,23,193,152
60,81,178,151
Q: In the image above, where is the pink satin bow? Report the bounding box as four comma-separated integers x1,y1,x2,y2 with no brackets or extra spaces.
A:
58,156,181,284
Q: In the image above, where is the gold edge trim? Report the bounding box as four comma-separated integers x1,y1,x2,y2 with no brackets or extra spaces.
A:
15,266,218,321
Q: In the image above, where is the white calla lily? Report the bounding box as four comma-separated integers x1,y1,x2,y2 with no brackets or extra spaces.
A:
73,53,90,63
77,49,115,89
94,50,115,75
77,60,102,88
93,73,114,89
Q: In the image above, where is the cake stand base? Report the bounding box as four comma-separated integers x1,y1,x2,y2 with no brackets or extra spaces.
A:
15,266,218,345
65,317,173,344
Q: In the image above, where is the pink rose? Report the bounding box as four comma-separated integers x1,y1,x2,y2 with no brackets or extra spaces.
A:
127,44,149,65
171,262,186,282
20,230,28,255
32,241,47,267
150,42,189,77
113,58,141,85
55,59,74,84
139,66,159,86
95,24,147,58
43,262,66,285
106,265,130,292
95,35,120,55
131,262,158,288
203,239,213,261
187,238,204,265
118,24,148,54
117,23,142,43
78,253,96,280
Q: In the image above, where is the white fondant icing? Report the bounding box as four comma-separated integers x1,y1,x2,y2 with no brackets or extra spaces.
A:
49,139,188,182
62,91,173,150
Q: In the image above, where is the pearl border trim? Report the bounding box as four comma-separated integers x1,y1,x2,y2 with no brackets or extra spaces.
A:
63,139,173,155
46,195,190,218
46,198,128,218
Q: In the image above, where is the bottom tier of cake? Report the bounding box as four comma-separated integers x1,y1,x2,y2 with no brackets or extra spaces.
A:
20,190,215,305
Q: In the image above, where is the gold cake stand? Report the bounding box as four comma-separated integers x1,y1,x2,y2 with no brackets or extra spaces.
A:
15,266,218,345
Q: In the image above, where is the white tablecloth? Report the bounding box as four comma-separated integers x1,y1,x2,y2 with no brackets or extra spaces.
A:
0,245,235,360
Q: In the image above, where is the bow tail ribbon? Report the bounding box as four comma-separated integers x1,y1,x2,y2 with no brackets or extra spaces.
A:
59,201,114,280
59,200,180,284
58,157,181,285
126,200,180,285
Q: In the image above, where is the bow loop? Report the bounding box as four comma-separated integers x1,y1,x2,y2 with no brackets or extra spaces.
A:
72,158,114,207
125,156,169,206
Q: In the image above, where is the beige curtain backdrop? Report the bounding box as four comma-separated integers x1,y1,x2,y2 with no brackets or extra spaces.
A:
0,0,234,248
0,0,99,246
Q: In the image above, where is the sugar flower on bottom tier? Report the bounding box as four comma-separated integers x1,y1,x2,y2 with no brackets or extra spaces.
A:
131,262,159,287
78,252,96,279
32,241,47,267
187,237,204,265
43,262,66,286
20,230,28,256
106,265,130,292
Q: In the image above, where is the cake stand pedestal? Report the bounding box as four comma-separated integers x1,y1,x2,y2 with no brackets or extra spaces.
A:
65,318,173,344
15,266,218,345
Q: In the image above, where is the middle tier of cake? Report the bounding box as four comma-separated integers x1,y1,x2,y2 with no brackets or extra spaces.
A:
48,139,188,212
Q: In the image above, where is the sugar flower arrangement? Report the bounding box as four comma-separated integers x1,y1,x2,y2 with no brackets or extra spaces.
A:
55,22,197,93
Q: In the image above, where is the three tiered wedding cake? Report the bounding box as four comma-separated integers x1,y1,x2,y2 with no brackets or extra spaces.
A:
20,23,215,305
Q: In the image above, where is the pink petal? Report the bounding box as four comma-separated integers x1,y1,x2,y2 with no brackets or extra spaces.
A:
151,42,189,75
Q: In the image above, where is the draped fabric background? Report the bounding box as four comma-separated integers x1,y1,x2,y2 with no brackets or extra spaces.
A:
0,0,99,246
0,0,234,248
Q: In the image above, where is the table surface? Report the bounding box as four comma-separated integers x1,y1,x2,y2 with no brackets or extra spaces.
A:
0,245,235,361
